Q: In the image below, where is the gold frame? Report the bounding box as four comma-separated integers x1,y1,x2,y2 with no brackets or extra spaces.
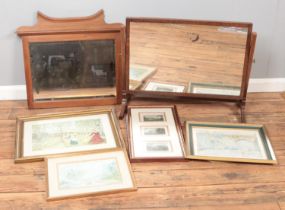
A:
45,148,137,201
185,121,277,164
15,109,125,163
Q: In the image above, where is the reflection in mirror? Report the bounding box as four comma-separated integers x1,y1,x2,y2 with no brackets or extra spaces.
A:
30,40,116,101
129,21,249,96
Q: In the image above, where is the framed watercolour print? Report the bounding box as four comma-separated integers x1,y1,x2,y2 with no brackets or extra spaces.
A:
15,109,123,163
187,82,241,96
46,149,136,200
129,65,156,83
127,105,185,161
185,122,277,164
143,82,185,93
17,10,124,108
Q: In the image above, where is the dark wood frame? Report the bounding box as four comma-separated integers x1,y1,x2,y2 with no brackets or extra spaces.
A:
120,17,257,122
127,105,186,162
17,10,125,109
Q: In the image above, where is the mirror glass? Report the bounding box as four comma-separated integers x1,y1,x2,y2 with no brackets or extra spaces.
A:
29,40,116,101
128,21,250,96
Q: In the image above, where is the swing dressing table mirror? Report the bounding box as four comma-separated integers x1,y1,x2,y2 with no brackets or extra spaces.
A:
120,18,256,122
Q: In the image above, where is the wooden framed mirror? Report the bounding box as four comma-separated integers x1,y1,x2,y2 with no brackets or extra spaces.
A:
120,18,257,122
17,10,125,109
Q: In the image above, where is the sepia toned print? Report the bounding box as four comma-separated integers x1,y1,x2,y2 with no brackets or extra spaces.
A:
141,126,168,136
146,141,172,152
139,112,166,122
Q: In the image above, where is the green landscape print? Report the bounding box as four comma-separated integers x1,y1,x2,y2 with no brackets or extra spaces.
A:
58,158,123,190
31,118,106,152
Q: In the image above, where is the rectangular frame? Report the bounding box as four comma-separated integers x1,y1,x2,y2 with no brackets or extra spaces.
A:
15,109,124,163
185,121,277,164
127,105,185,162
22,32,123,108
125,17,254,102
45,148,137,201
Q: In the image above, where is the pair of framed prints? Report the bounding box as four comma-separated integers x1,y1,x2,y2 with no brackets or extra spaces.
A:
129,65,240,95
15,109,136,200
127,105,277,164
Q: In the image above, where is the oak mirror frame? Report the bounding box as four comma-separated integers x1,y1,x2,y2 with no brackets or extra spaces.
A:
120,17,257,122
17,10,125,109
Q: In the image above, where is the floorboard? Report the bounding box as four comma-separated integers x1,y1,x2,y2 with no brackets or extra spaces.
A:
0,92,284,209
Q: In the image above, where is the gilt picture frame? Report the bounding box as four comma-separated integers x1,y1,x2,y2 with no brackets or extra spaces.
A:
45,149,136,201
185,121,277,164
15,109,124,163
127,105,185,161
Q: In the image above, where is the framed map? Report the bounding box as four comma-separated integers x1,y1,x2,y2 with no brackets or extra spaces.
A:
185,122,277,164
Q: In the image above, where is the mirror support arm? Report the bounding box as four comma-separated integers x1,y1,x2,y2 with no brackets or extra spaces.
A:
119,92,130,119
239,100,246,123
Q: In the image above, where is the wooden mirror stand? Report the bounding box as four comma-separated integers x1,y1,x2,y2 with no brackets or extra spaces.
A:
119,18,257,122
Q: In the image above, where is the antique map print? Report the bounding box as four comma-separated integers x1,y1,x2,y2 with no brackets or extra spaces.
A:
192,127,267,159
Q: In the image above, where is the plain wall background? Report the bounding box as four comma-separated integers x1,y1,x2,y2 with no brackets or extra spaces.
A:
0,0,284,86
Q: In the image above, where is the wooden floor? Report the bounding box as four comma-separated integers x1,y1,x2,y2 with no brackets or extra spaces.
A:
0,92,285,210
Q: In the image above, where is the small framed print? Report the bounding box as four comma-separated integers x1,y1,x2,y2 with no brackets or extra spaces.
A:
127,105,185,161
187,82,241,96
139,112,166,122
145,141,173,153
144,82,185,93
15,109,124,163
141,126,169,136
185,122,277,164
129,64,156,83
46,149,136,201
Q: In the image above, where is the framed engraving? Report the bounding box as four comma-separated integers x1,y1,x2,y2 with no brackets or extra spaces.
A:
127,105,185,161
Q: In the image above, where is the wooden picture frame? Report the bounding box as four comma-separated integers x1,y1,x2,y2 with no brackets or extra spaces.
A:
45,148,136,201
127,105,185,162
185,121,277,164
120,17,257,123
17,10,125,108
15,109,124,163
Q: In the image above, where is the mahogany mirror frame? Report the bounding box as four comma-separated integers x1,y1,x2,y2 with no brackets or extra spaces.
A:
17,10,125,109
120,17,257,122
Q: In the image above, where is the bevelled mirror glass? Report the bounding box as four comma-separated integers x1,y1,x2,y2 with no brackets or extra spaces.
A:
127,19,252,97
